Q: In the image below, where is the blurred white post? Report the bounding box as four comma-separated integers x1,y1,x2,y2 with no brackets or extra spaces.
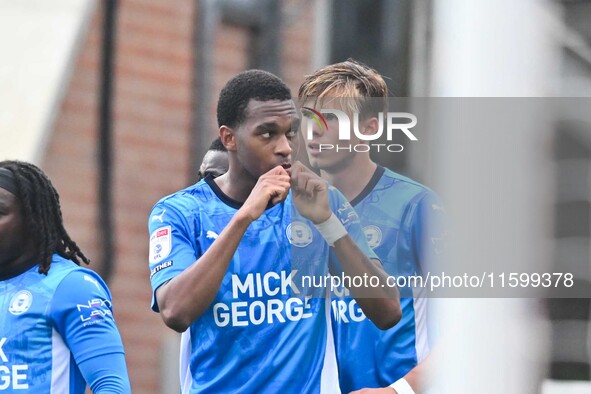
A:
0,0,95,162
311,0,332,71
429,0,560,393
161,331,181,394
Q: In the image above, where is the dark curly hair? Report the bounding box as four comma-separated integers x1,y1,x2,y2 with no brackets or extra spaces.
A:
0,160,90,274
216,70,292,129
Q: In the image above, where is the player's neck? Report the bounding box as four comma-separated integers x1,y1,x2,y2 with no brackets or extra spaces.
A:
214,168,257,203
0,252,37,280
321,158,377,202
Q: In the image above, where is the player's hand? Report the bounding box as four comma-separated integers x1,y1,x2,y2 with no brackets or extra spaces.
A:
349,388,396,394
288,161,331,224
240,166,290,222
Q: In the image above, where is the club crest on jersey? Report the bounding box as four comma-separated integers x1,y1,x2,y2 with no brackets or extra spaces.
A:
8,290,33,315
150,226,172,263
286,221,313,247
363,225,383,249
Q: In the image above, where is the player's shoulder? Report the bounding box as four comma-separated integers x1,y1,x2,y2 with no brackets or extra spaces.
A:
50,255,105,284
379,167,437,202
45,254,82,281
382,167,430,192
42,255,108,296
51,257,112,303
150,179,217,219
154,180,209,208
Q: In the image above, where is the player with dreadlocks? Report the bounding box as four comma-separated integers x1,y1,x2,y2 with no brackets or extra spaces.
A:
0,160,89,274
0,160,131,393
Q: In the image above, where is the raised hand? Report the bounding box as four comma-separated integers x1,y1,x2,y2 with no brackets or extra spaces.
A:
288,162,331,224
240,166,291,222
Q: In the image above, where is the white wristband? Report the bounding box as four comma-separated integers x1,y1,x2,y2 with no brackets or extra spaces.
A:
313,213,347,246
389,378,415,394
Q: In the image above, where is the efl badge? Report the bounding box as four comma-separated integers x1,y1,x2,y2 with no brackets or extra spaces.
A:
150,226,172,263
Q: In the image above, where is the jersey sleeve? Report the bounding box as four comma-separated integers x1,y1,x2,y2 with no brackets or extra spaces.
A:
328,186,379,265
78,353,131,393
410,191,447,346
49,269,130,388
148,200,200,312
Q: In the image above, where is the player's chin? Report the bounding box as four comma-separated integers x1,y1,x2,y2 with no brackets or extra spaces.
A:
307,157,326,171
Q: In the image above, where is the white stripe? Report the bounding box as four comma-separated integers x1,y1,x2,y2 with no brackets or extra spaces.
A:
179,329,192,394
51,328,71,393
411,286,431,363
320,291,341,394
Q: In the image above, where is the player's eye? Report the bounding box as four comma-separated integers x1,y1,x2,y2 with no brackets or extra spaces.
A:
260,132,272,139
324,113,337,121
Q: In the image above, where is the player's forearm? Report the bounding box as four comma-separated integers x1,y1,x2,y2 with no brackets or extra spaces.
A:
388,352,436,393
400,366,421,393
332,236,401,330
157,211,253,332
386,362,423,393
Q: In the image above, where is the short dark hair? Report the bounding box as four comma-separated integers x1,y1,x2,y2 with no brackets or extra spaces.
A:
217,70,292,128
0,160,89,274
208,138,227,152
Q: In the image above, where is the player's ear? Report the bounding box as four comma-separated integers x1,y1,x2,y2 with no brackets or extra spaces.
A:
361,116,380,136
219,126,237,152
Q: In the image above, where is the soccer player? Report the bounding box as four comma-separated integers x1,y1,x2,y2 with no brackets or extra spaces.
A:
0,160,131,393
299,60,443,393
148,69,400,393
196,138,229,181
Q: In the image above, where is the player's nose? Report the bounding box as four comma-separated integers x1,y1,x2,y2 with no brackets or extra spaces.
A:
276,134,292,157
309,119,323,138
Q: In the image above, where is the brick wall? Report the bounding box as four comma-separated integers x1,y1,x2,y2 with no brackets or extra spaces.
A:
43,1,315,392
